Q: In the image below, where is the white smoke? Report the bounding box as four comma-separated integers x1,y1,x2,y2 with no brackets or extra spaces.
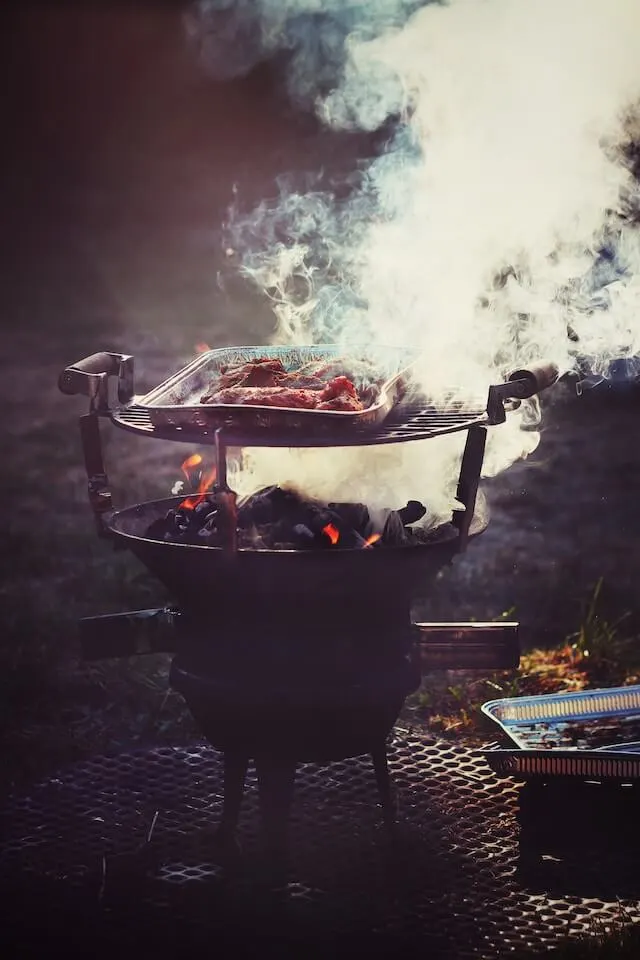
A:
188,0,640,524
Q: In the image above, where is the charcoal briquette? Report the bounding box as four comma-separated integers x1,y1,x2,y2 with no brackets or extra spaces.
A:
328,502,371,535
292,523,315,546
147,485,419,551
382,511,408,546
398,500,427,526
197,526,216,541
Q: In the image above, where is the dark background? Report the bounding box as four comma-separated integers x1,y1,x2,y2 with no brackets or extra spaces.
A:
2,2,640,790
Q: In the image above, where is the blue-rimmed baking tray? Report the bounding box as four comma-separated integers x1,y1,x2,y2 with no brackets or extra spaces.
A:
482,685,640,781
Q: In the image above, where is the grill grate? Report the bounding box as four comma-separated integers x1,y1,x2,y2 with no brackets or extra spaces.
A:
112,400,488,447
1,733,638,958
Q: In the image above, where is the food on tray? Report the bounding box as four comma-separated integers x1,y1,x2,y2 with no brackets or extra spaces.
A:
205,386,324,410
507,715,640,751
199,356,377,411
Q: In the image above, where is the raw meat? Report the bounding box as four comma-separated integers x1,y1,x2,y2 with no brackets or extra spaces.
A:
202,375,365,411
199,355,369,411
203,386,322,409
316,375,363,410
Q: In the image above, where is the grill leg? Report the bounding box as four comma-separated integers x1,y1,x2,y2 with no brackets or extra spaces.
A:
371,743,396,830
254,755,296,880
213,751,248,862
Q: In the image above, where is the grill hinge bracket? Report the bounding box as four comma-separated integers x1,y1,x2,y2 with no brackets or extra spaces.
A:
59,353,135,535
79,413,113,537
453,424,487,547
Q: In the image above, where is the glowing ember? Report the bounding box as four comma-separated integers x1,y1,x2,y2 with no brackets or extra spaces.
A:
195,343,211,354
363,533,381,548
322,523,340,545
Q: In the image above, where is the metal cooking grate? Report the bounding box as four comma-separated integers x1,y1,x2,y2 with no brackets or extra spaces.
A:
1,733,638,958
112,401,488,447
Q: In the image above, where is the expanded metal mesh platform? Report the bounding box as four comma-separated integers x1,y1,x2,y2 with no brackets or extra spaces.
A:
1,732,639,959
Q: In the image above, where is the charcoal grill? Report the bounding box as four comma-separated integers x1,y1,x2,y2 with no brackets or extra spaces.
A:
59,346,557,874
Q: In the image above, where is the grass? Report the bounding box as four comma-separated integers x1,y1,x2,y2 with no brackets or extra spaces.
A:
567,577,638,679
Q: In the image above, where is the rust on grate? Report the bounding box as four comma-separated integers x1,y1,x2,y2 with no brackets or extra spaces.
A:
0,733,638,958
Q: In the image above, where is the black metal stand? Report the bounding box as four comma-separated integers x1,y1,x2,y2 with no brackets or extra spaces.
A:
213,752,249,861
210,744,396,877
371,743,396,830
453,424,487,546
254,755,297,878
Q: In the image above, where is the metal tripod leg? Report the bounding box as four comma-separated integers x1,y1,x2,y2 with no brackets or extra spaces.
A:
371,743,396,830
213,751,248,862
254,755,297,880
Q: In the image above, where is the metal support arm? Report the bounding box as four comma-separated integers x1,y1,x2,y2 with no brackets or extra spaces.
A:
59,352,134,536
453,425,487,548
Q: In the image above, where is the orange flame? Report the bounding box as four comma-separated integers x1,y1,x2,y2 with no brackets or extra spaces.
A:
363,533,381,548
195,342,211,354
322,523,340,546
180,467,217,510
178,453,216,510
181,453,202,482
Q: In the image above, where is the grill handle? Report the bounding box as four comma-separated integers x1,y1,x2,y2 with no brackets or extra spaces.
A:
487,361,559,423
58,352,134,412
77,610,519,666
414,621,520,671
507,361,559,399
79,607,180,659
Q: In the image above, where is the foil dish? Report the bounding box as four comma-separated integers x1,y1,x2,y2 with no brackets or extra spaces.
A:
482,685,640,781
137,344,418,439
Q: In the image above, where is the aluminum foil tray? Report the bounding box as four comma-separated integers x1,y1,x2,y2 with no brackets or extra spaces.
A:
137,344,418,440
482,685,640,781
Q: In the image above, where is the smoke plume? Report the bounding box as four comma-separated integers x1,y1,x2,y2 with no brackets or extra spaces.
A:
186,0,640,524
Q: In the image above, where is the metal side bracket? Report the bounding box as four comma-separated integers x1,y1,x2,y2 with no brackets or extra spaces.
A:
59,352,134,534
453,424,487,548
79,607,181,660
413,621,520,671
79,413,114,536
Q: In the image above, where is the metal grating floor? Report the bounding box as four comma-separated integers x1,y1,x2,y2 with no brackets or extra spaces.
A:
1,732,639,959
112,401,488,447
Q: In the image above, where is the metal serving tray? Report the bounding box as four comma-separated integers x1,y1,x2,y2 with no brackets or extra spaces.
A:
482,685,640,781
137,344,418,439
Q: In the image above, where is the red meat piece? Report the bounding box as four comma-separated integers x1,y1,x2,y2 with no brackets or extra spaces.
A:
203,386,321,409
318,375,359,402
316,394,364,411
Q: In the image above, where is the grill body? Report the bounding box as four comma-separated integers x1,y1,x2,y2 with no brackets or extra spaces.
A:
105,494,487,610
57,347,556,874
